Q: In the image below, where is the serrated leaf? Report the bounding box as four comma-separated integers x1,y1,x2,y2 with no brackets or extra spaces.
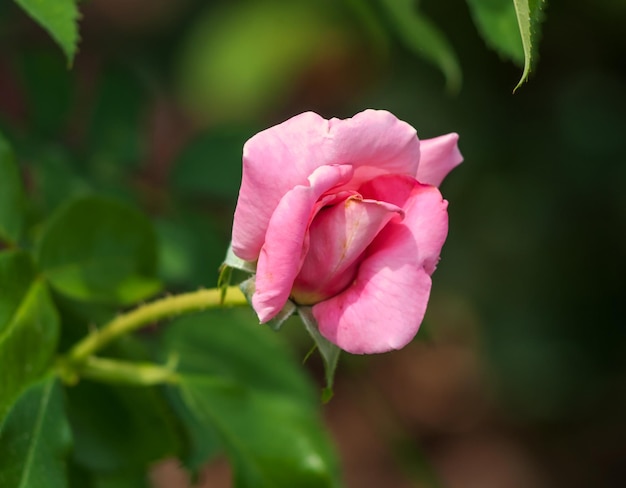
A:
0,377,72,488
466,0,524,65
381,0,461,93
0,133,25,245
13,0,80,65
0,250,60,425
299,307,341,402
180,378,341,488
513,0,546,91
36,196,161,305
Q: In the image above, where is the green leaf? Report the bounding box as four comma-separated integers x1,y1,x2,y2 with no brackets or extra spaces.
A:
162,309,315,406
466,0,524,65
181,378,341,488
66,381,183,474
0,250,59,425
381,0,462,93
0,377,72,488
0,133,25,245
13,0,80,65
36,196,161,305
512,0,546,91
158,309,340,483
299,308,341,402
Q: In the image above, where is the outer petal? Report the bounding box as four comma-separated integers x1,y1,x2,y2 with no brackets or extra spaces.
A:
416,133,463,187
313,182,448,354
292,195,404,305
253,164,354,322
232,110,420,261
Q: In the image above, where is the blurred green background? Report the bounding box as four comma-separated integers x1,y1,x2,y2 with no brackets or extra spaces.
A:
1,0,624,487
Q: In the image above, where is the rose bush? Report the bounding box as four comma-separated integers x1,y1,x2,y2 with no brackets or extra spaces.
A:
231,110,462,354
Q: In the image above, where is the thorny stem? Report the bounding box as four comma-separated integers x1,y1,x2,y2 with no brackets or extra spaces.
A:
59,286,248,384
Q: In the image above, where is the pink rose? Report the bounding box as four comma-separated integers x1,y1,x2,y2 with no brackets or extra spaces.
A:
231,109,462,354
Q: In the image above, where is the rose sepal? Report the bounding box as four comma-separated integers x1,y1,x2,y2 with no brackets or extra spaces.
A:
299,306,341,402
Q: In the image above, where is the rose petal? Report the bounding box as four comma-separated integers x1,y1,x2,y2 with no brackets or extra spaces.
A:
360,175,448,274
416,133,463,187
252,164,354,322
312,226,432,354
313,182,448,353
292,195,404,305
232,110,421,261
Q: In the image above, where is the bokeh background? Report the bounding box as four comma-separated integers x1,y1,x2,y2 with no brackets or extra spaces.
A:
1,0,625,487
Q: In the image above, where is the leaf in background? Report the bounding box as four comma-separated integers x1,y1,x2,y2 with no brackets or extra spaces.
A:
177,2,333,121
171,127,251,202
513,0,546,91
0,132,24,245
17,50,74,137
466,0,524,65
87,69,146,170
155,213,228,289
24,146,91,218
299,307,341,403
343,0,390,58
162,309,315,405
181,378,341,488
92,471,149,488
13,0,80,65
0,250,59,425
66,381,183,475
158,309,340,482
36,196,161,305
381,0,462,93
67,463,150,488
0,377,72,488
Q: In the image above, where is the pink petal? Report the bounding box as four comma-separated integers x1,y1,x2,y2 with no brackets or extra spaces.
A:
313,181,448,354
360,175,448,274
292,195,404,305
313,229,432,354
252,164,354,322
416,133,463,187
232,110,420,261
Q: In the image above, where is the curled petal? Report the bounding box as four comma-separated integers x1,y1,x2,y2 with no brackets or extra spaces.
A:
252,164,354,322
232,110,420,261
292,195,404,305
360,175,448,274
313,225,432,354
416,133,463,187
314,181,448,353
